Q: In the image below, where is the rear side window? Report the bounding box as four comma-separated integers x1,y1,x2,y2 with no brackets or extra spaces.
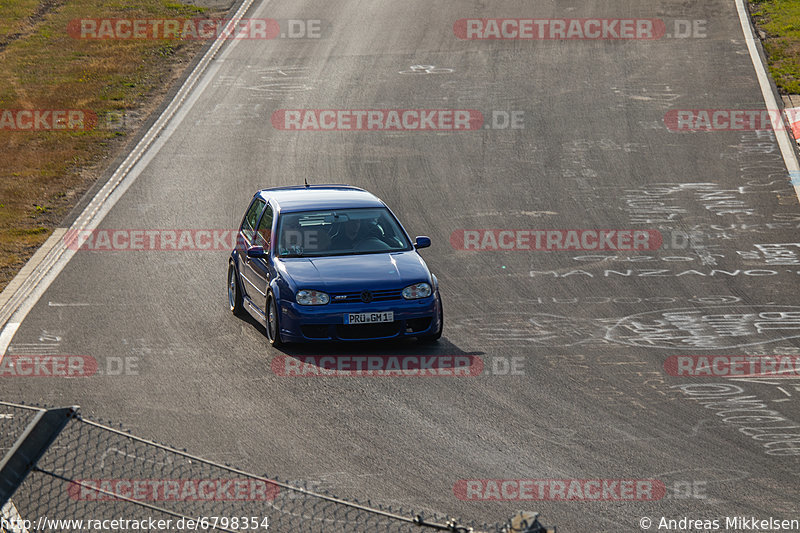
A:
241,199,266,243
254,205,274,249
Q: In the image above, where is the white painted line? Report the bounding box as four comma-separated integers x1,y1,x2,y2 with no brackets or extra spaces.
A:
1,501,30,533
735,0,800,199
0,0,259,341
3,344,60,357
0,229,65,324
0,322,20,361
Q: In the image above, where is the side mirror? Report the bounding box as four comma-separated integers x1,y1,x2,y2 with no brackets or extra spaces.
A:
414,236,431,249
246,245,267,258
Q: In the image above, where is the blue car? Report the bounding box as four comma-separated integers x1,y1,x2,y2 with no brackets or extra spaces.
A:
227,185,443,344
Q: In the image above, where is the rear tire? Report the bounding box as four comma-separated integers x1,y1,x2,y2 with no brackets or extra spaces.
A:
418,294,443,343
266,293,283,347
228,262,245,317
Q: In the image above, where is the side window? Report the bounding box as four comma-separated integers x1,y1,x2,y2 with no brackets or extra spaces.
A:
254,205,274,249
241,199,266,244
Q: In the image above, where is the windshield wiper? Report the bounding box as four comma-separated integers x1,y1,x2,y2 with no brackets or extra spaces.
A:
335,250,397,256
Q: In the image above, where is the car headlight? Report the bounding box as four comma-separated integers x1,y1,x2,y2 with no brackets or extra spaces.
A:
402,282,432,300
296,290,330,305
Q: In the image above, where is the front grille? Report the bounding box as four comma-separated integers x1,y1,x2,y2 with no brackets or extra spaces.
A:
335,321,402,340
331,289,403,304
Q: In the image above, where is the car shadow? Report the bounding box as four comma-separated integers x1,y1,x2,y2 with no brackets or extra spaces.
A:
270,335,484,377
276,335,475,357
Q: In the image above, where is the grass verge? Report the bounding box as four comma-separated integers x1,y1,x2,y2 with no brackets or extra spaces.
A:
749,0,800,94
0,0,227,293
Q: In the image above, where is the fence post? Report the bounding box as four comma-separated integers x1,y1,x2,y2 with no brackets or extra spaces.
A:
0,406,77,506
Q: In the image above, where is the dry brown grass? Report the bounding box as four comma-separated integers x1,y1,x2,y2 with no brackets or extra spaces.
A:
0,0,225,292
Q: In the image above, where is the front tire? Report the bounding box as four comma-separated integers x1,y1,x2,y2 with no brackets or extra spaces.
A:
228,261,245,317
266,293,283,347
418,293,443,343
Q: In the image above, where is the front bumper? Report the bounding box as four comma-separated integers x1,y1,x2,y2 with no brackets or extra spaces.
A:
278,295,440,342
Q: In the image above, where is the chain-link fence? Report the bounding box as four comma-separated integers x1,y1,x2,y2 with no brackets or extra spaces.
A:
0,401,553,533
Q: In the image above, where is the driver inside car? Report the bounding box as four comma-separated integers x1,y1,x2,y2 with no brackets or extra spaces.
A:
331,218,363,250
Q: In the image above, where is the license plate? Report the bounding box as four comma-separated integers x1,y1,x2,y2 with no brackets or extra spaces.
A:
344,311,394,324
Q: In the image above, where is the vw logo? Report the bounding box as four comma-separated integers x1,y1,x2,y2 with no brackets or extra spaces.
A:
360,290,373,303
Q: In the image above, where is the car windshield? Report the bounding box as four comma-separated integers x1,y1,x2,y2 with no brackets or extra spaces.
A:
277,207,413,257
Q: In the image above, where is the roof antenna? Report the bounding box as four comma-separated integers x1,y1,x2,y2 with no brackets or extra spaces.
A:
304,178,310,188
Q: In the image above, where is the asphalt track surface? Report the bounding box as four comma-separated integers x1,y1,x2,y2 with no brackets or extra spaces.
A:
3,0,800,530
